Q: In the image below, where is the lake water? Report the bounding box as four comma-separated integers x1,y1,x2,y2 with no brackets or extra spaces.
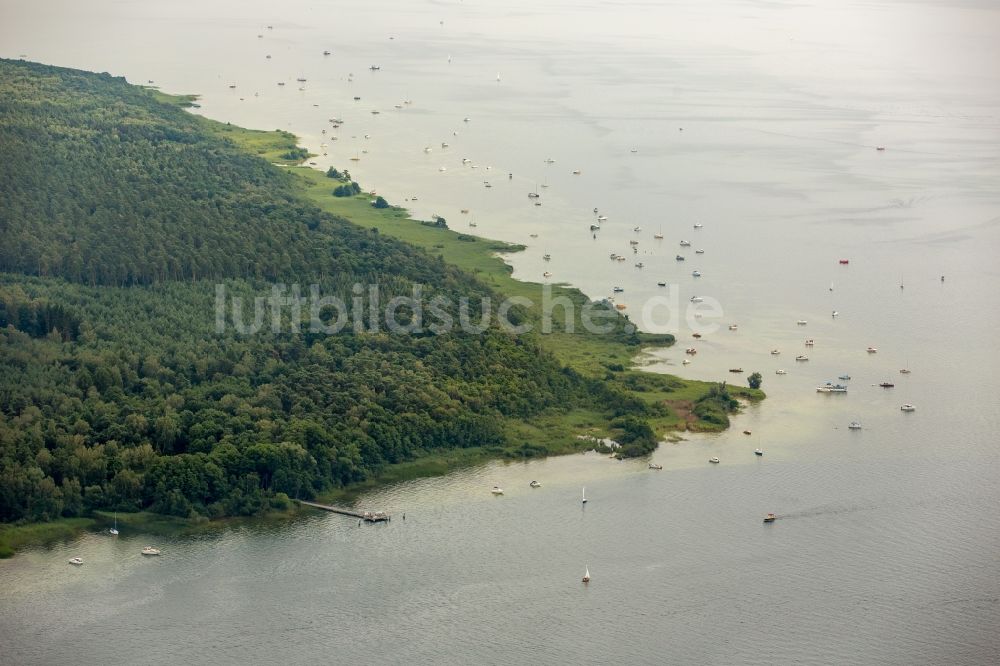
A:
2,0,999,663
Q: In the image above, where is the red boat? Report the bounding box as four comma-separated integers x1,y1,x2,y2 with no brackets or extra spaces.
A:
839,259,850,265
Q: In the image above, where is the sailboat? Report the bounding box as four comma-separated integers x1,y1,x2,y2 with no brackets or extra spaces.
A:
109,512,119,536
582,566,591,583
581,487,587,504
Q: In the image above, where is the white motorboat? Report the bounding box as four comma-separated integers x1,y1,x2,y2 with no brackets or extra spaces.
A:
754,449,764,456
848,421,862,430
141,546,161,556
491,485,504,495
797,320,807,326
805,339,814,346
690,296,703,303
775,369,787,375
695,249,705,254
648,463,663,470
679,240,691,247
68,557,83,565
582,487,587,504
529,480,541,488
709,457,720,464
795,355,809,361
692,271,702,277
771,349,780,355
900,404,916,412
582,566,591,583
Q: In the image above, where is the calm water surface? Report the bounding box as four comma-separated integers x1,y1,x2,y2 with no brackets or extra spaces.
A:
1,0,999,663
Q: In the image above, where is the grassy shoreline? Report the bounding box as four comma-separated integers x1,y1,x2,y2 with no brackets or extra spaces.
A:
182,103,766,496
0,518,96,558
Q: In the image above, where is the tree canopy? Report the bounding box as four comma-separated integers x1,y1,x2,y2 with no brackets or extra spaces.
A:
0,59,659,523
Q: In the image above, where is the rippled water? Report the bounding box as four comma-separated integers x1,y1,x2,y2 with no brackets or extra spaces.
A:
1,0,999,663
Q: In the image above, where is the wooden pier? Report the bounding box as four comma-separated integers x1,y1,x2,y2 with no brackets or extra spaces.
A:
296,500,390,522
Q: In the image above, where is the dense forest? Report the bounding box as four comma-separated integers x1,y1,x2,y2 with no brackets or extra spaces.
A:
0,59,671,524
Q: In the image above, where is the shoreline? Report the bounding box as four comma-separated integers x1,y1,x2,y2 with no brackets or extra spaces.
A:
147,92,764,511
0,71,762,557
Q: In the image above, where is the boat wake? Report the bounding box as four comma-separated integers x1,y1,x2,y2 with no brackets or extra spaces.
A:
777,501,881,521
